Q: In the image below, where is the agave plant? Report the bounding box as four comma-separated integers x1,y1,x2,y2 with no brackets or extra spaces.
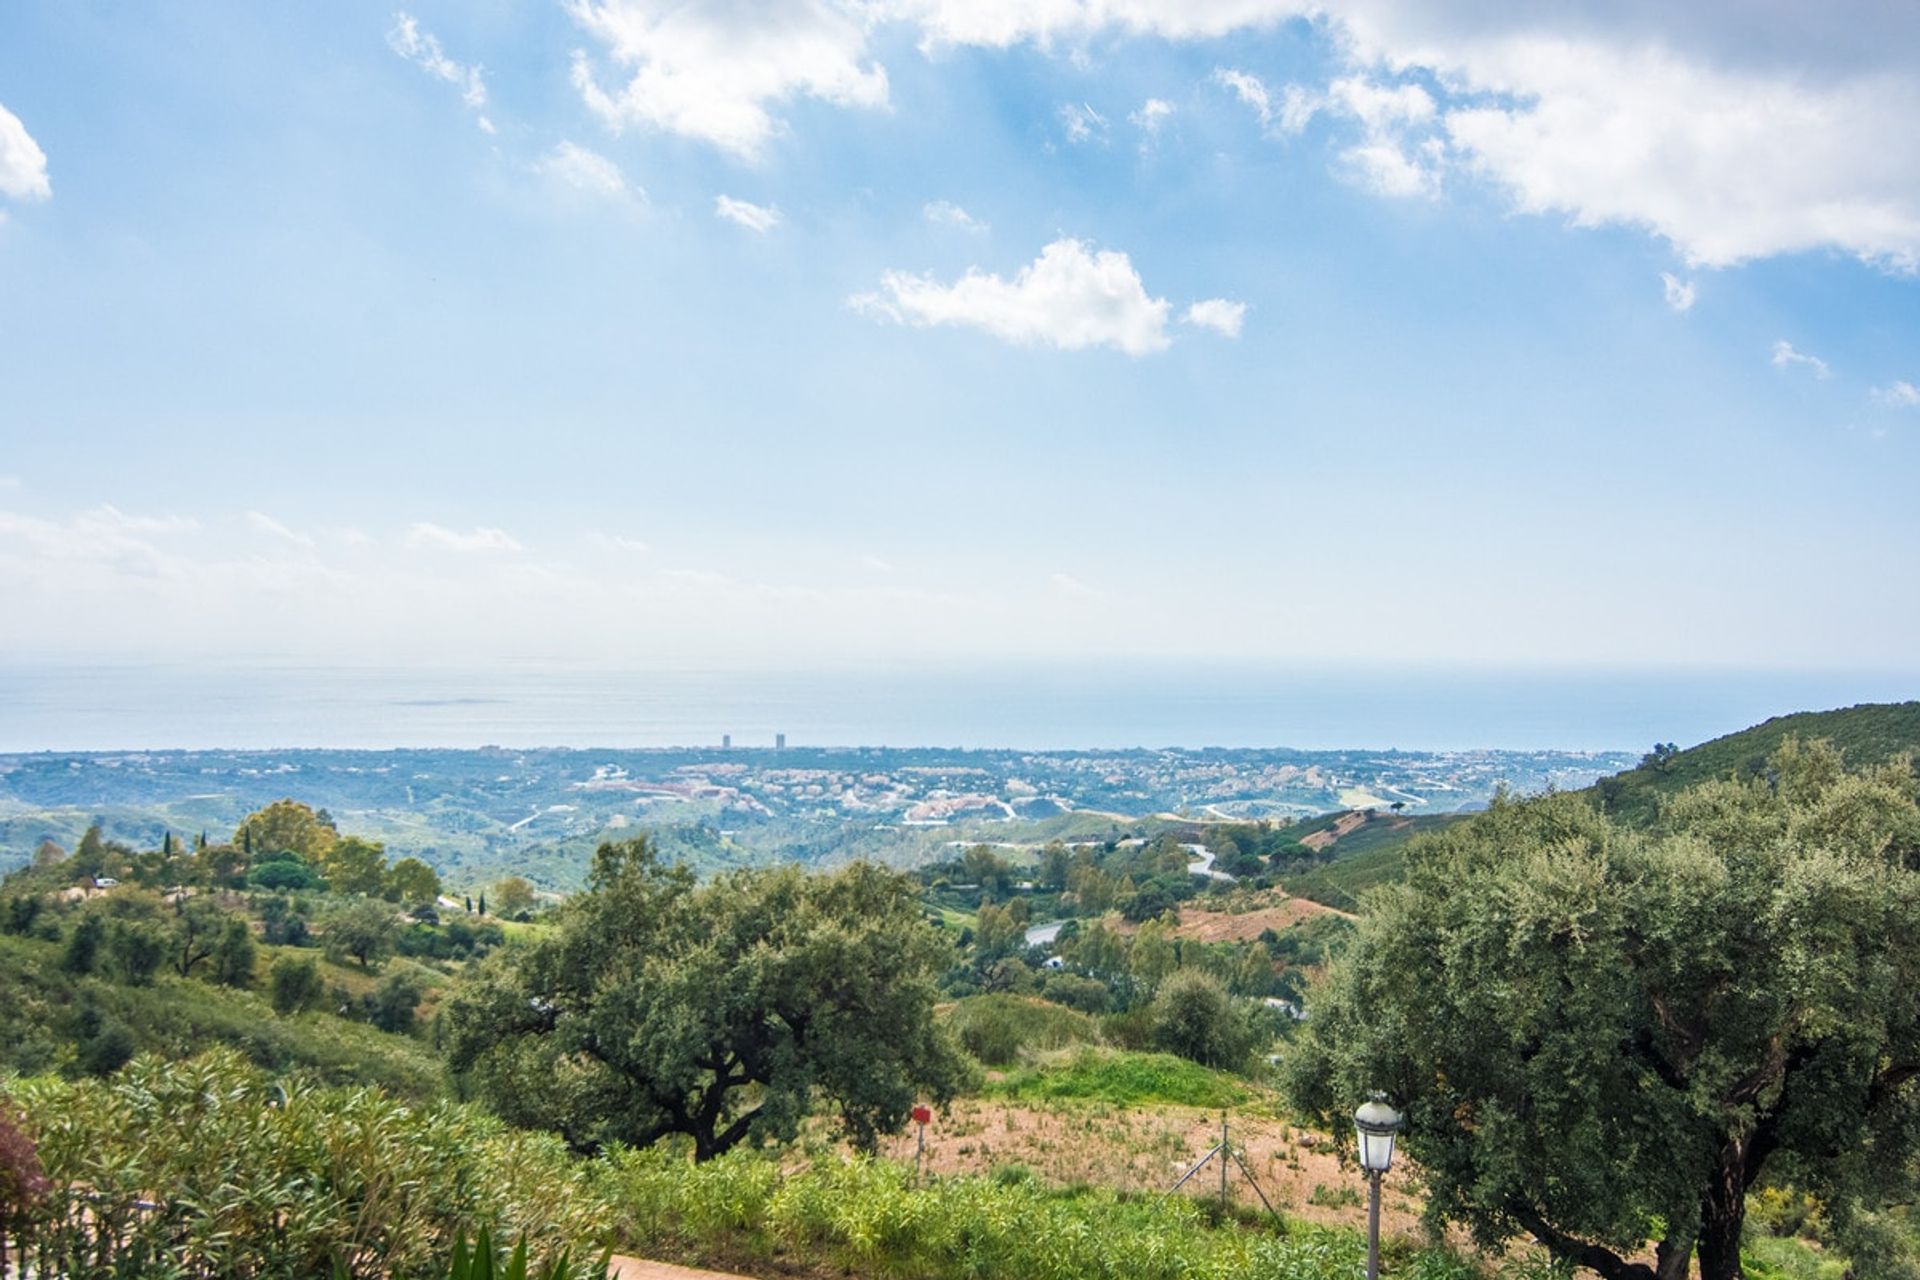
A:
332,1227,608,1280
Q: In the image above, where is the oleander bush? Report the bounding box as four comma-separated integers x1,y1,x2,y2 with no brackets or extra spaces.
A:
3,1050,607,1279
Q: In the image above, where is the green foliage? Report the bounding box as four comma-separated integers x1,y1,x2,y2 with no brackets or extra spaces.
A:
104,919,165,986
602,1146,1460,1280
249,851,326,892
6,1051,605,1279
234,798,338,863
988,1048,1251,1110
320,835,389,896
1287,742,1920,1280
269,953,325,1015
368,970,424,1035
210,916,257,988
1147,969,1258,1069
944,994,1102,1066
445,838,968,1160
325,897,401,969
0,933,443,1095
490,876,536,918
1590,702,1920,826
387,856,442,905
420,1227,609,1280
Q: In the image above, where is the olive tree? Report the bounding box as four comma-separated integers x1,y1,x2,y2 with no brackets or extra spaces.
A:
1288,741,1920,1280
444,837,967,1160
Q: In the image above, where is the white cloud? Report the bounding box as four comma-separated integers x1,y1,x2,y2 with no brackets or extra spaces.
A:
536,141,638,200
82,505,197,536
1215,68,1321,136
923,200,987,233
861,554,893,572
852,237,1175,356
1872,380,1920,408
0,101,50,202
1050,571,1100,598
406,522,525,553
1661,272,1696,313
714,195,782,232
1059,102,1108,145
1409,28,1920,269
1771,340,1831,380
553,4,1920,269
586,531,650,552
1130,97,1175,136
568,0,888,161
247,511,314,549
387,12,493,132
1182,298,1247,338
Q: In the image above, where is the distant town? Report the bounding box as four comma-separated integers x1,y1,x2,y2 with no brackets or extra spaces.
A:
0,742,1638,887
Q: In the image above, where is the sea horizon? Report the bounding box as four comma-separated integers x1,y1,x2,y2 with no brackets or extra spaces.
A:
2,659,1913,757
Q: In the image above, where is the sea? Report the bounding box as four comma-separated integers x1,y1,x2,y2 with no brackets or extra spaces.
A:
1,661,1914,755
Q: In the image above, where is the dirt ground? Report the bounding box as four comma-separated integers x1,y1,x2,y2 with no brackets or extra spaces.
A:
878,1097,1425,1239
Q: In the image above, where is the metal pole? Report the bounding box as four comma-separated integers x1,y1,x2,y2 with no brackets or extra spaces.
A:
1220,1114,1230,1215
1366,1169,1383,1280
916,1121,926,1185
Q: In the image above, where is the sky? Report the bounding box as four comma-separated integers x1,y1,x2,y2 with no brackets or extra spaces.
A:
1,0,1918,678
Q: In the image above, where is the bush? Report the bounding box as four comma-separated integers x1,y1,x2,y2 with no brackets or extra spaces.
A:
944,994,1101,1067
269,955,324,1015
6,1051,606,1279
1148,969,1256,1069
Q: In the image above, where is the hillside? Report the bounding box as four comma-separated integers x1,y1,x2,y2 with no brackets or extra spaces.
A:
1591,701,1920,825
1280,702,1920,909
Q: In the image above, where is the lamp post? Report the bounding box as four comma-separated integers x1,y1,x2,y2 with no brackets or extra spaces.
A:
1354,1094,1403,1280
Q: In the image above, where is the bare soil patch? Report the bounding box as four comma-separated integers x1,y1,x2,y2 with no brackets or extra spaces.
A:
879,1098,1425,1239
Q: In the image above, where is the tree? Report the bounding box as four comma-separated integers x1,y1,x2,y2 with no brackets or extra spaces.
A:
170,899,226,977
444,837,967,1160
324,898,399,970
386,857,441,906
211,917,257,988
233,800,336,863
269,955,324,1015
1287,741,1920,1280
368,971,423,1034
490,876,536,918
32,838,65,870
61,914,104,975
106,921,165,986
248,852,324,892
320,836,388,896
1149,968,1253,1068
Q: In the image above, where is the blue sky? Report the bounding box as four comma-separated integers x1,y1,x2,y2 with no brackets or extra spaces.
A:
1,1,1917,676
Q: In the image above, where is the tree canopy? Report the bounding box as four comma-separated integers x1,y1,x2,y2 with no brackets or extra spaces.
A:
1287,740,1920,1280
444,837,968,1160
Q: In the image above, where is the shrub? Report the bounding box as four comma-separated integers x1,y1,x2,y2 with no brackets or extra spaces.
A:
6,1051,606,1279
1148,969,1256,1069
944,994,1101,1066
270,954,324,1015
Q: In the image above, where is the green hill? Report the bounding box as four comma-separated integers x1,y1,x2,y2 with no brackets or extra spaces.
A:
1280,812,1468,909
1592,701,1920,825
1282,702,1920,909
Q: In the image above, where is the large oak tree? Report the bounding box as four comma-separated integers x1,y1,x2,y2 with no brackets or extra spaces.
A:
444,838,967,1160
1288,741,1920,1280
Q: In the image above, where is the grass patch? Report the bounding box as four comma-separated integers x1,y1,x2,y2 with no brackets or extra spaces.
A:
602,1146,1475,1280
943,994,1102,1066
988,1047,1253,1110
1743,1235,1848,1280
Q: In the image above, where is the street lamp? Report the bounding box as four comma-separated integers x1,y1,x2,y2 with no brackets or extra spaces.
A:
1354,1094,1404,1280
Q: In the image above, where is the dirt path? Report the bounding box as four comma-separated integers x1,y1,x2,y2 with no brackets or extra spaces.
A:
610,1258,754,1280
